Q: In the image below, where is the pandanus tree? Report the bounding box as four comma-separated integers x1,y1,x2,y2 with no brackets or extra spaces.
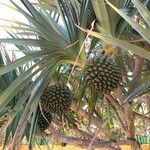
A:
0,0,150,150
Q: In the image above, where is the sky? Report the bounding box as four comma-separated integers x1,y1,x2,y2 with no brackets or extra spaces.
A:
0,0,63,60
0,0,38,21
0,0,30,59
0,0,28,36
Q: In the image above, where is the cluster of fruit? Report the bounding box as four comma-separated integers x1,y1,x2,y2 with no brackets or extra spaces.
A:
38,51,121,131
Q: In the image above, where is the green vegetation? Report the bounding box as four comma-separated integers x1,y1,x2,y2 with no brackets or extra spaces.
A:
0,0,150,150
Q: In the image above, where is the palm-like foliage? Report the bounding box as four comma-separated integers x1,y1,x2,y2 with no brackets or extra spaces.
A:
0,0,150,149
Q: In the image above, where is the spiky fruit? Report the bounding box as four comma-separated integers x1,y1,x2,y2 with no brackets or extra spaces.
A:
83,52,121,95
40,83,72,115
38,111,52,131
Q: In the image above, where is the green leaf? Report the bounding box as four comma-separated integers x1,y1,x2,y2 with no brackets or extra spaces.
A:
0,57,49,110
0,50,50,76
79,28,150,60
10,0,66,46
37,1,57,11
3,124,11,150
28,108,38,148
0,19,33,28
17,69,55,133
5,59,58,127
0,26,40,34
106,0,150,43
0,51,18,91
124,83,150,105
56,1,77,43
20,0,50,27
0,39,52,47
88,91,98,121
132,0,150,26
91,0,111,34
11,111,22,136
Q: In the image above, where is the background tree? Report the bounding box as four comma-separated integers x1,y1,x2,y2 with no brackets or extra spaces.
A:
0,0,150,150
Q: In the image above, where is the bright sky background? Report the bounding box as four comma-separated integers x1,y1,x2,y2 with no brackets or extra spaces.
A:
0,0,38,22
0,0,36,36
0,0,62,61
0,0,33,59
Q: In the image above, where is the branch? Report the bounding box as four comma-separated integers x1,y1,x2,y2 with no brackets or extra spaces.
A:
7,120,28,150
108,102,127,133
105,94,122,110
71,126,94,139
43,133,116,149
41,125,120,149
124,56,144,141
0,117,9,133
40,126,141,150
105,94,127,132
134,112,150,122
126,56,144,96
52,118,94,140
71,102,117,141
